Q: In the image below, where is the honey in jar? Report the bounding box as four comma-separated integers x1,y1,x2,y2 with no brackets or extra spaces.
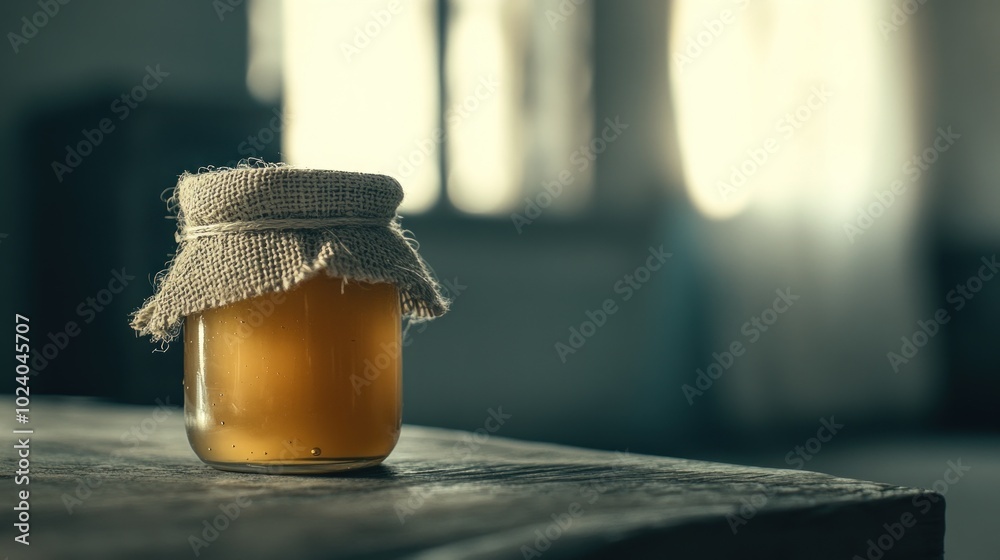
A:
131,165,448,474
184,275,401,473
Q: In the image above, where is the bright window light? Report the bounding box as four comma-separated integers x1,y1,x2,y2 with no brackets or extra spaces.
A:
282,0,439,214
279,0,595,217
669,0,916,223
445,0,528,215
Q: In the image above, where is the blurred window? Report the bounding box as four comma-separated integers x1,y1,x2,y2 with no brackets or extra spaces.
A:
267,0,593,216
668,0,917,223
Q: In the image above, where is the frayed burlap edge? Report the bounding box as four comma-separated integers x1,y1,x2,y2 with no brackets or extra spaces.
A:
130,162,449,344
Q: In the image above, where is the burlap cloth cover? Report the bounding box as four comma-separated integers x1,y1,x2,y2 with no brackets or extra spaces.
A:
131,165,448,343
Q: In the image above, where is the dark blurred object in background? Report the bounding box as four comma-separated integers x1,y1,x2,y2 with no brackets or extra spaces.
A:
22,96,283,403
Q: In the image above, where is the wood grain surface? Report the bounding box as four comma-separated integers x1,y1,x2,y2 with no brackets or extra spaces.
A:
0,398,945,559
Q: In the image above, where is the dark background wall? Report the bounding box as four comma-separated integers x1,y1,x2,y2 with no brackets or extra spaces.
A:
1,2,998,557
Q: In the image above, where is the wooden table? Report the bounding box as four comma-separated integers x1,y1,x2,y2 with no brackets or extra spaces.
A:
1,398,945,559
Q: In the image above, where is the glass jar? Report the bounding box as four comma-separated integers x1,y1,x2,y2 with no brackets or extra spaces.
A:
183,274,402,474
131,166,447,475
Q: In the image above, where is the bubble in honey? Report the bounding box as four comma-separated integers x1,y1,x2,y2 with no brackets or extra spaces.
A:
220,421,225,426
310,447,321,456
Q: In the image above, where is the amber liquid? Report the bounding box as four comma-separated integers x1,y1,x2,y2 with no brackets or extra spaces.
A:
183,275,401,474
